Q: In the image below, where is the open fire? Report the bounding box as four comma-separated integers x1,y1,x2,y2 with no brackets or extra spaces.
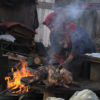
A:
5,59,34,94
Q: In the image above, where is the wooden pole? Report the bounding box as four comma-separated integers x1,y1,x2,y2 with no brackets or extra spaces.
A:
43,90,55,100
0,86,15,94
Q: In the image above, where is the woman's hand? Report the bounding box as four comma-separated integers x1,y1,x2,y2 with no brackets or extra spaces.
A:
60,52,74,68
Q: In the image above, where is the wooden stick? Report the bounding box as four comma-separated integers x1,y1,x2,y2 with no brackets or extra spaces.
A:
18,95,25,100
0,86,15,94
43,90,55,100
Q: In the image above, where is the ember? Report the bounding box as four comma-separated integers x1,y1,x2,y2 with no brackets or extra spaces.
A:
5,59,34,94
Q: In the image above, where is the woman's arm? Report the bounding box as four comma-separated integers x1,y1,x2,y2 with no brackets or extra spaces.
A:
61,52,74,68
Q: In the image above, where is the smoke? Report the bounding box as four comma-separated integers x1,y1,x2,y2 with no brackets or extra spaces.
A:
47,0,88,65
54,0,87,22
64,3,87,20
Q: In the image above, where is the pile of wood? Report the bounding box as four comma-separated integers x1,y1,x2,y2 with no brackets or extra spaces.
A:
21,65,78,88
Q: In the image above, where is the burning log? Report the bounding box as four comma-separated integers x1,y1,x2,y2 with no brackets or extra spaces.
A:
45,66,78,88
21,66,48,85
5,59,79,95
5,59,34,94
21,65,78,88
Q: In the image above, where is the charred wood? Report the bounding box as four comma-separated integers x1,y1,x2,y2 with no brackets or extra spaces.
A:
21,65,78,88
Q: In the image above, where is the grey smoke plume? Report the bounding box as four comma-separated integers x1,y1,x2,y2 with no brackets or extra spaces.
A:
64,3,87,20
47,0,88,65
54,0,87,22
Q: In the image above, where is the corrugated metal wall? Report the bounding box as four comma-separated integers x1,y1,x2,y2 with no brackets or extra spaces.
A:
35,0,55,47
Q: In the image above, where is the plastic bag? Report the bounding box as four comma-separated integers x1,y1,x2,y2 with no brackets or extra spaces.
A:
46,97,64,100
69,89,99,100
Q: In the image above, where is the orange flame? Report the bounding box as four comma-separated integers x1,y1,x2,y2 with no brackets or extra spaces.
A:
5,59,34,94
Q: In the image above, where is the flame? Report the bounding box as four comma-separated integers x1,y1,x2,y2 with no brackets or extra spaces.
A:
5,59,34,94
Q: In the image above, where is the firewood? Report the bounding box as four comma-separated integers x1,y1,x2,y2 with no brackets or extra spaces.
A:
46,66,61,87
0,86,15,94
18,95,25,100
45,66,73,88
60,68,73,84
21,66,48,85
21,65,78,88
33,56,41,65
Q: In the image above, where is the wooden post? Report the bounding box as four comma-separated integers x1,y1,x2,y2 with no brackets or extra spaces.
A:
90,62,100,81
85,55,100,81
0,56,9,90
43,90,55,100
